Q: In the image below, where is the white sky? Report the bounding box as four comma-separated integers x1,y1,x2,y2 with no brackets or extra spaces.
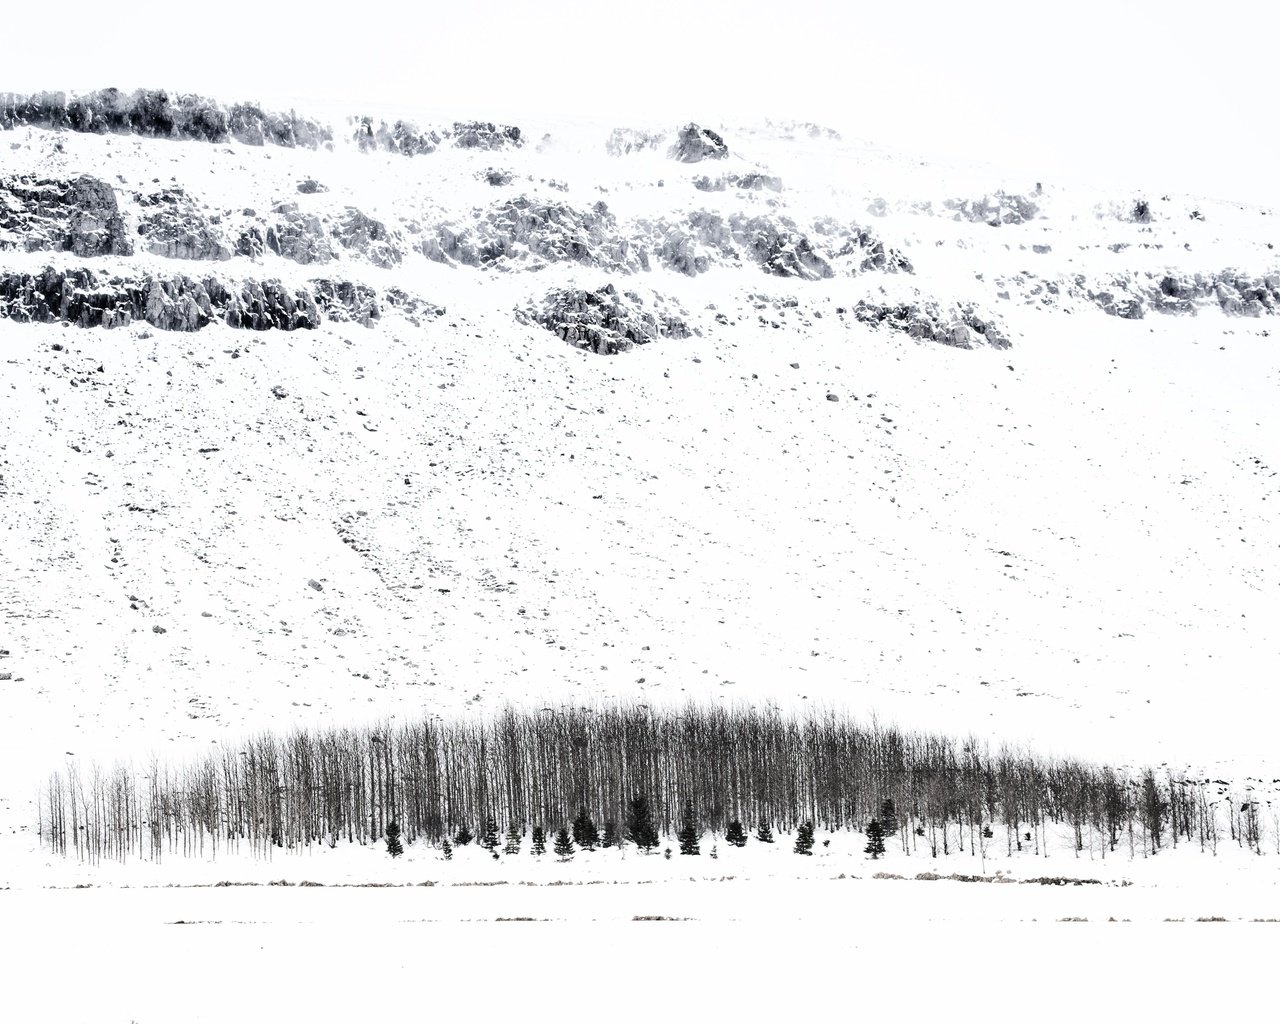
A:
3,0,1277,198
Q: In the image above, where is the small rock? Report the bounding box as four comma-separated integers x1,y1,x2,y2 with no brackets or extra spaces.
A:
826,393,839,402
152,625,167,634
307,579,323,592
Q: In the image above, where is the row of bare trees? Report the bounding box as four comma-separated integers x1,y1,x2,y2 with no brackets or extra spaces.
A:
36,703,1275,862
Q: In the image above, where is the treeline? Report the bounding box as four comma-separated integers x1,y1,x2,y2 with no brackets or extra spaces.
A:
37,703,1273,863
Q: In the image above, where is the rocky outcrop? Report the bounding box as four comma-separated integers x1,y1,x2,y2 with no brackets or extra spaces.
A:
384,287,446,327
451,121,522,150
851,300,1012,350
606,128,665,156
943,191,1040,226
0,266,432,331
423,196,633,271
1149,271,1280,317
333,208,402,268
0,89,332,148
645,212,833,280
135,187,230,261
310,280,381,327
351,116,441,155
0,175,132,257
238,201,334,265
296,178,328,195
670,123,729,162
525,283,692,355
694,172,783,193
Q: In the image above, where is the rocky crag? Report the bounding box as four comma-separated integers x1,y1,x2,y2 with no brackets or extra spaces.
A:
1,89,1277,355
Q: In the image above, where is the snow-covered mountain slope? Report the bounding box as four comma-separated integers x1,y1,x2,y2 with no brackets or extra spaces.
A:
1,89,1278,848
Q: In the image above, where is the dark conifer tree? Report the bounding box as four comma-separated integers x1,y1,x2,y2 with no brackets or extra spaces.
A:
864,818,887,859
725,820,748,848
572,807,600,851
756,821,775,844
879,798,899,835
504,821,523,855
441,838,453,861
626,794,659,852
384,820,404,858
677,800,701,856
454,822,474,847
553,826,574,861
531,826,546,856
480,817,500,852
794,821,815,855
601,820,620,849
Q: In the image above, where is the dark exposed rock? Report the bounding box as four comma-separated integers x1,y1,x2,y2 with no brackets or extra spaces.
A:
384,287,446,326
606,127,666,156
526,282,691,355
852,299,1012,350
670,123,729,163
0,265,414,332
827,221,913,274
482,168,514,186
1148,271,1279,316
0,174,132,256
333,208,401,267
423,196,631,271
943,191,1040,226
649,212,832,280
135,186,230,261
0,88,331,148
252,201,334,265
451,121,522,150
351,116,441,155
312,279,380,327
694,172,783,193
296,178,328,194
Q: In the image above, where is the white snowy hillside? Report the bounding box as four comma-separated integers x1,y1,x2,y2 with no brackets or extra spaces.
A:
1,88,1278,861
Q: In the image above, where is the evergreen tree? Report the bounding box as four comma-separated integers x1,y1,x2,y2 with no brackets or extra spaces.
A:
864,818,887,859
601,820,620,849
879,798,899,835
625,794,660,852
572,807,600,851
794,821,815,856
441,838,453,861
384,820,404,858
677,800,701,856
725,820,748,848
504,821,523,855
480,817,500,852
553,826,575,861
756,821,775,844
531,826,546,856
454,822,474,847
